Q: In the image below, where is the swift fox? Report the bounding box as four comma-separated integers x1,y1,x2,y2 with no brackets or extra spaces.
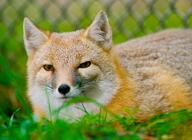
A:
23,11,192,121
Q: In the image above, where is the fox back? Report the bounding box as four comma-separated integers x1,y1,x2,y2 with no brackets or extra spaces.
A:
23,12,192,121
112,29,192,118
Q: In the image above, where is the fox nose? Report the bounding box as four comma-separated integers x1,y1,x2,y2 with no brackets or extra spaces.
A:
58,84,70,95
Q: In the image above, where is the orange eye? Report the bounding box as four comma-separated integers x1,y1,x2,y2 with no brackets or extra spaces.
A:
43,64,54,71
78,61,91,68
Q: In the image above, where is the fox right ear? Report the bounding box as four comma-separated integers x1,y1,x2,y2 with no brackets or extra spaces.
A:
23,18,48,55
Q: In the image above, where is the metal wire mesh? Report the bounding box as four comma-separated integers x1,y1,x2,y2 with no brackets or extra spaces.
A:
1,0,192,43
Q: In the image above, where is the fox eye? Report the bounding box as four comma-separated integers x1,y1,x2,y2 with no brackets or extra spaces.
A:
43,64,54,71
78,61,91,68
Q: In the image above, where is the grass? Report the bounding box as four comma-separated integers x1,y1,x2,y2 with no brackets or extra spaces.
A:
1,102,192,140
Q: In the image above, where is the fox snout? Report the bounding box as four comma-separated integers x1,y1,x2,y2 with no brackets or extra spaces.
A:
58,84,71,96
56,72,82,98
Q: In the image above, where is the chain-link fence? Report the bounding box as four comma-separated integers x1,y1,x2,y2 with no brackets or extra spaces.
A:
0,0,192,113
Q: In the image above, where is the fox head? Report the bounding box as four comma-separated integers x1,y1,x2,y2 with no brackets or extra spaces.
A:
23,11,118,119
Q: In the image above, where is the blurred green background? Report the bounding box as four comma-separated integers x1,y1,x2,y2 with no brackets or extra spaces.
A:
0,0,192,115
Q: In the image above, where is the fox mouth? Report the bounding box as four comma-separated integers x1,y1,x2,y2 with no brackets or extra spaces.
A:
58,95,80,99
58,96,70,99
57,91,83,100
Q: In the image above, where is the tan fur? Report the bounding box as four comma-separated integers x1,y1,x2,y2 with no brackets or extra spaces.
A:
106,55,136,115
23,12,192,121
155,69,192,109
113,29,192,119
107,58,192,119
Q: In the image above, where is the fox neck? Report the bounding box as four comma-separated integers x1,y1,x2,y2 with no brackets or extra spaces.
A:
105,53,136,115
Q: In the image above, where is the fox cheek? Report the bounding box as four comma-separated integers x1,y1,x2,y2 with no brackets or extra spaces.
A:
35,69,54,86
78,64,100,80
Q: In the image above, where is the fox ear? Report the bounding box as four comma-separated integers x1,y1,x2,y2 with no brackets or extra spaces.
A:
23,18,48,55
85,11,112,50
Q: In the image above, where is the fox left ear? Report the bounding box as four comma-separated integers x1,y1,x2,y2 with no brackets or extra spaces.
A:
23,18,48,56
85,11,112,50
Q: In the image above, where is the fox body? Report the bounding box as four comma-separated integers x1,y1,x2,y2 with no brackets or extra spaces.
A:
23,12,192,121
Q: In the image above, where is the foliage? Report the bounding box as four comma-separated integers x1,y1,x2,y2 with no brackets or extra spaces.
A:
1,0,192,113
0,109,192,140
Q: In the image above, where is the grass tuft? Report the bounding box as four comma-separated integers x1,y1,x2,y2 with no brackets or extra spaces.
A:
0,109,192,140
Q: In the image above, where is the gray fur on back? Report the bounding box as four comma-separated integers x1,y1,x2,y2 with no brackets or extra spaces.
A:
114,29,192,115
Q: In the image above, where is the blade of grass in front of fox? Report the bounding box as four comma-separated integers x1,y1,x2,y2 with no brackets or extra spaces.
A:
98,107,109,124
8,108,20,127
53,96,104,119
79,103,89,114
44,85,53,121
53,96,91,119
76,80,98,114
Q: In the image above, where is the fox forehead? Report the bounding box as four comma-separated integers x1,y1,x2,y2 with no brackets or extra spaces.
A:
32,30,106,67
48,30,84,66
50,30,85,47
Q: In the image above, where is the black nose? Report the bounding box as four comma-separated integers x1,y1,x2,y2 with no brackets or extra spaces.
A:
58,84,70,95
